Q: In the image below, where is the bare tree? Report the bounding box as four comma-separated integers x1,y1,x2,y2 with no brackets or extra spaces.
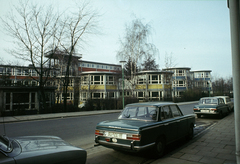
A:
1,0,60,111
164,52,177,68
117,18,158,97
54,1,99,111
1,0,100,111
117,18,157,79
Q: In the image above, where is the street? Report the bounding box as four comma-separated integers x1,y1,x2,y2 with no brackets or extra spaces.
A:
0,103,220,163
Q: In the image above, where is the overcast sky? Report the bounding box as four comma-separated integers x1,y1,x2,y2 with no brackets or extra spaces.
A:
0,0,232,78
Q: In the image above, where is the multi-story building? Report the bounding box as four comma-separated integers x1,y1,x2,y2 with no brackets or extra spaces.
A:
163,67,191,97
191,70,212,94
0,65,56,115
134,70,173,101
0,54,212,113
163,67,212,97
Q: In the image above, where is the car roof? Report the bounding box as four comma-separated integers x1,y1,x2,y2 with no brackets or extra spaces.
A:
200,97,218,99
214,96,229,98
125,101,176,107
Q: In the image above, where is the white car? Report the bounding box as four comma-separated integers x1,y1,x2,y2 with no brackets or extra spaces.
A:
215,96,234,112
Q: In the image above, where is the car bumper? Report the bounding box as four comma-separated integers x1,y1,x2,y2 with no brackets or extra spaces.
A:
94,136,155,152
194,111,219,115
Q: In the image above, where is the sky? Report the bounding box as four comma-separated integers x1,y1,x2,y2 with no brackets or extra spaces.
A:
0,0,232,78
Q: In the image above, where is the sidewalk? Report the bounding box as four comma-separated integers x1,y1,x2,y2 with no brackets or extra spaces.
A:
152,112,236,164
0,110,122,123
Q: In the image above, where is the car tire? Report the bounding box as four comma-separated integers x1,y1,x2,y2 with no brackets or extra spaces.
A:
197,114,201,118
153,137,165,158
186,125,194,140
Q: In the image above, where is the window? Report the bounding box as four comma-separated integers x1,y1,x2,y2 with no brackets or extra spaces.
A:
138,92,144,97
91,75,103,84
149,75,161,84
152,92,159,97
109,92,114,98
176,70,184,76
0,67,4,74
170,105,182,117
93,93,100,98
107,76,115,84
137,78,145,84
81,76,89,85
16,68,22,75
161,106,173,120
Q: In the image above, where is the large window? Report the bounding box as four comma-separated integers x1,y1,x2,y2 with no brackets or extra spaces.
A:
176,70,184,76
91,75,103,84
107,76,115,84
173,80,185,87
149,75,161,84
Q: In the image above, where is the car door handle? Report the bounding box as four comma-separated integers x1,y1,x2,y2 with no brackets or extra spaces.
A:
164,123,169,126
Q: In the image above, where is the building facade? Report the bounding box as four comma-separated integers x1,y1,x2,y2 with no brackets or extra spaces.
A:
0,57,212,112
163,67,212,97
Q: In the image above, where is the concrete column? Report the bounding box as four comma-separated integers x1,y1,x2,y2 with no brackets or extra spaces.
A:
228,0,240,163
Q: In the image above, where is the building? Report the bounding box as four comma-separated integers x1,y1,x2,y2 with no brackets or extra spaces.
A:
0,65,56,115
134,70,173,101
0,55,212,112
163,67,212,97
191,70,212,95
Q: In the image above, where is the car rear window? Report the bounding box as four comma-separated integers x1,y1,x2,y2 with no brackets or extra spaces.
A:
199,98,218,104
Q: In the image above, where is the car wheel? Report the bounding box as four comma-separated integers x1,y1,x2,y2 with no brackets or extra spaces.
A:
197,114,201,118
154,137,165,158
186,125,194,140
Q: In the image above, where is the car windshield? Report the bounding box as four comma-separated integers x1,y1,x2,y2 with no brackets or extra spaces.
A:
118,106,158,121
199,98,218,105
0,136,12,152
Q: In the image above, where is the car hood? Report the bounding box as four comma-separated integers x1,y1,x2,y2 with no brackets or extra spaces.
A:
13,136,71,152
97,119,157,131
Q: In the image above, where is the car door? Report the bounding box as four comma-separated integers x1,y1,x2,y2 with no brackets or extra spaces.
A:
169,105,187,138
218,98,228,114
160,105,178,143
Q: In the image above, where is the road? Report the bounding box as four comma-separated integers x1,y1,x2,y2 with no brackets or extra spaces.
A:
0,103,220,163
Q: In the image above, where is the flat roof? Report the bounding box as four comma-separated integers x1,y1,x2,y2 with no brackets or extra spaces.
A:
79,60,121,67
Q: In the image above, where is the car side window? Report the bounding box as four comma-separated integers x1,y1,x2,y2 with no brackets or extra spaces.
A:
219,98,224,105
161,106,173,120
169,105,182,117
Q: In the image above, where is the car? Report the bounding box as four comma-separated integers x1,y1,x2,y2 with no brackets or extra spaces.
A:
193,97,229,118
94,102,195,157
0,135,87,164
215,96,234,112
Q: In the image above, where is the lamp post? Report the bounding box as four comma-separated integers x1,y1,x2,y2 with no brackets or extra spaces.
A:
120,61,126,109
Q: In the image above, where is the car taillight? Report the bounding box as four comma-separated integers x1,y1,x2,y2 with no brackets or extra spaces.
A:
95,130,104,136
127,134,141,141
210,108,217,111
193,108,199,111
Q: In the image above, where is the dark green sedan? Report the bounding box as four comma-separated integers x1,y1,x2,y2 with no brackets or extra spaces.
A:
94,102,195,157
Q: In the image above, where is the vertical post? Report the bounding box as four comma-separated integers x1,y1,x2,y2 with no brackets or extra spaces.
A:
120,61,126,109
228,0,240,163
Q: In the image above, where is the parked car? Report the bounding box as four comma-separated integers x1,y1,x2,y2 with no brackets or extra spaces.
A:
0,135,87,164
215,96,234,112
193,97,229,118
94,102,195,157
